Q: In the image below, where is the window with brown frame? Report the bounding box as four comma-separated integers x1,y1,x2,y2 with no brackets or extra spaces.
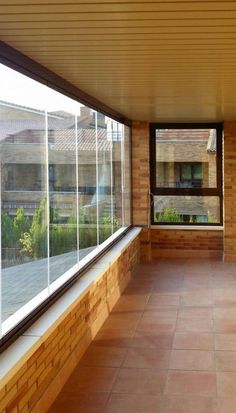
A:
150,123,223,225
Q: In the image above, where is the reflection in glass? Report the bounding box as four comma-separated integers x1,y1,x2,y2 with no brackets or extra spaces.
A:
111,120,122,231
0,63,131,337
98,113,112,244
47,94,78,282
0,84,48,322
156,129,217,189
154,195,221,224
124,125,131,227
78,106,98,259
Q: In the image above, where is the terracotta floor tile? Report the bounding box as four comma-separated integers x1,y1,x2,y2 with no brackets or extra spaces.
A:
217,372,236,396
181,291,213,307
112,295,149,312
122,347,170,369
79,346,127,367
215,334,236,350
178,307,213,320
147,294,180,307
93,328,134,347
176,318,213,333
173,333,214,350
142,308,178,319
166,371,217,396
169,349,214,371
163,397,217,413
214,319,236,333
105,394,162,413
49,393,109,413
213,288,236,306
62,366,118,393
112,368,167,395
214,307,236,319
217,398,236,413
153,283,183,295
112,295,149,313
215,351,236,371
102,312,142,330
183,280,211,292
131,333,174,349
136,318,176,334
124,280,154,295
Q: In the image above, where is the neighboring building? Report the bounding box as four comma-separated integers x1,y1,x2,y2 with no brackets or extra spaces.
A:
155,128,219,223
0,101,122,222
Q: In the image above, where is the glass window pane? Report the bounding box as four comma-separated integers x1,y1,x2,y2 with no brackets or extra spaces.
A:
124,125,131,227
193,163,202,180
154,195,221,224
156,129,217,188
111,120,122,231
78,106,98,259
0,62,132,339
98,113,112,244
181,164,191,180
0,65,48,324
47,91,78,283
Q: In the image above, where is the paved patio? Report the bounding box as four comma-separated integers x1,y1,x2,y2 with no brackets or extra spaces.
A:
2,247,94,320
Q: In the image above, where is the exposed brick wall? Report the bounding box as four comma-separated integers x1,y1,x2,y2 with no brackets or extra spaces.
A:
0,235,140,413
131,121,224,261
224,122,236,261
151,229,223,258
131,122,150,260
131,121,149,226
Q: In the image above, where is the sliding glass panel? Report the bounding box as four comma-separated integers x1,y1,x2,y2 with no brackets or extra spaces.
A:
97,113,112,244
78,106,98,259
154,195,221,224
47,91,78,284
111,120,122,231
124,125,131,227
0,62,131,341
156,128,217,189
0,65,48,323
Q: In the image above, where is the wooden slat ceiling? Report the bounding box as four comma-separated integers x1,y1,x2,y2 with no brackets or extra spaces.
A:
1,0,236,122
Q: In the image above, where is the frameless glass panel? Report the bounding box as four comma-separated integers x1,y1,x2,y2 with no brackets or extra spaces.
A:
156,129,217,188
78,106,98,259
111,120,122,231
0,62,132,341
97,113,112,244
154,195,221,224
124,125,131,227
47,91,78,283
0,64,48,323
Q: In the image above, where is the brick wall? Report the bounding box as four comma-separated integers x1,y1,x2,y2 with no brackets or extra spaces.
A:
131,121,151,260
131,121,224,261
224,122,236,261
151,229,223,259
131,121,149,226
0,235,140,413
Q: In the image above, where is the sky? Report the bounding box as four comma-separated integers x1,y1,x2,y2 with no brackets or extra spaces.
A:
0,63,83,115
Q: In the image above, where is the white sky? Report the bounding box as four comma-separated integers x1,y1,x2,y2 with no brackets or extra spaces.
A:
0,63,83,115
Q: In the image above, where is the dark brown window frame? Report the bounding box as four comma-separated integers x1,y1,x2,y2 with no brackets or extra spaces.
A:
150,123,223,226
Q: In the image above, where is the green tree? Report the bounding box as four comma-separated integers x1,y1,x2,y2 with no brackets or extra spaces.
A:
156,207,182,223
1,213,17,248
13,208,30,244
20,199,47,258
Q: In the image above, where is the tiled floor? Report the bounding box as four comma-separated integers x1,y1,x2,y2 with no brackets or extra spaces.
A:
48,258,236,413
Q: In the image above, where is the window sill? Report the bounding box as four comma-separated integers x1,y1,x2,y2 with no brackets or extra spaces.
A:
151,225,224,230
